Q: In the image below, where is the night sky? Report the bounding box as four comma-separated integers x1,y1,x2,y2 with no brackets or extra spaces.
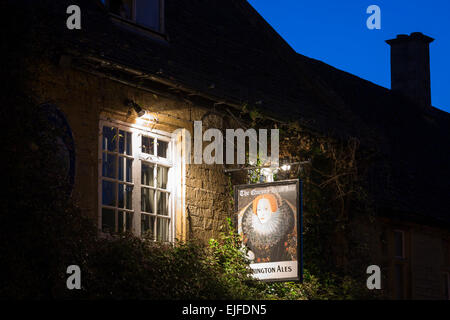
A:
248,0,450,113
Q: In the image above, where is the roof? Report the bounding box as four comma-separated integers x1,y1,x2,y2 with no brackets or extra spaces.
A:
8,0,450,225
301,55,450,225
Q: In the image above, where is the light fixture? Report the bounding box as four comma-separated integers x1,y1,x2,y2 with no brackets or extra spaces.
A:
260,167,275,182
125,99,146,118
279,158,292,172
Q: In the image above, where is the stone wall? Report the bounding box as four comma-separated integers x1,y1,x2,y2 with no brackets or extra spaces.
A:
28,59,238,242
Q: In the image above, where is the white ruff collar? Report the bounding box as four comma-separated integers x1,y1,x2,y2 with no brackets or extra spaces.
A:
250,211,281,236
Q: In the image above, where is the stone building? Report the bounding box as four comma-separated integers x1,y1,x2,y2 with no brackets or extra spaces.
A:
7,0,450,299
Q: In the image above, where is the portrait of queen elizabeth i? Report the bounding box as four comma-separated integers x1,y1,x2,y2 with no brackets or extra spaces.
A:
240,193,296,263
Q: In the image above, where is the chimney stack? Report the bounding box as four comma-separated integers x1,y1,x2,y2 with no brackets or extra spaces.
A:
386,32,434,107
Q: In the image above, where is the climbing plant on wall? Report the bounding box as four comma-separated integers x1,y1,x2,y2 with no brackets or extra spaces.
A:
224,104,382,299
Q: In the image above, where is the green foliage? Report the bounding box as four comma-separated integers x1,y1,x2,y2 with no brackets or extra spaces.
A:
247,154,263,184
277,124,379,299
207,218,266,299
240,103,265,126
82,235,260,300
205,218,367,300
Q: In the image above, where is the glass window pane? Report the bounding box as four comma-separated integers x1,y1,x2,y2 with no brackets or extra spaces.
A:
141,214,155,239
141,188,155,213
119,157,132,182
157,191,168,216
157,218,169,242
102,152,117,178
142,136,154,155
102,208,115,233
141,163,154,186
135,0,160,31
444,273,449,300
157,166,168,189
102,180,116,206
394,231,403,257
102,126,117,152
119,130,132,155
118,184,133,209
395,264,404,299
157,140,168,158
118,211,133,233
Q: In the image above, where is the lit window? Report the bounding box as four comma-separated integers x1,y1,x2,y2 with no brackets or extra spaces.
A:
102,0,163,32
99,121,173,241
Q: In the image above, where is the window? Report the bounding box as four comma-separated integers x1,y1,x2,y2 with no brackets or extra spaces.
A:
444,273,450,300
393,230,407,299
395,264,405,299
99,120,174,241
394,230,404,259
102,0,164,32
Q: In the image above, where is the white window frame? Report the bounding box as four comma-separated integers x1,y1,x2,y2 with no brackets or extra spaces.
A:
102,0,165,33
98,118,177,241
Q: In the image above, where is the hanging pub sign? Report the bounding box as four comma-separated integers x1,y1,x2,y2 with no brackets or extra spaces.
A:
234,179,303,282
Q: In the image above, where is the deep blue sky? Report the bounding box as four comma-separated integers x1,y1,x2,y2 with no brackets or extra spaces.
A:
248,0,450,113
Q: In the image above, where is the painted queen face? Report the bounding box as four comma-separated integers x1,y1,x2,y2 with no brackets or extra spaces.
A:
256,198,273,224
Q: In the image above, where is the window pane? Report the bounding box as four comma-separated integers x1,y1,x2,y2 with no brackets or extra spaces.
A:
394,231,403,258
141,163,154,186
119,130,132,155
118,184,133,209
135,0,160,31
141,188,155,213
444,273,449,300
157,140,168,158
102,208,115,233
157,166,168,189
118,211,133,233
142,136,154,155
157,218,169,242
395,264,404,299
119,157,132,182
102,126,117,152
141,214,155,239
102,152,117,178
157,191,168,216
102,180,116,206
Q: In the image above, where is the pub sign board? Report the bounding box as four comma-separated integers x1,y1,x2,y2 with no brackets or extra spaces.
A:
234,179,303,282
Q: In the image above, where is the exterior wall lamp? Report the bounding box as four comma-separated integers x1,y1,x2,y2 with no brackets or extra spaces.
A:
125,99,146,117
279,158,292,172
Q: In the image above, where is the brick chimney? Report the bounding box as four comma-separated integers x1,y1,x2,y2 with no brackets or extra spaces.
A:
386,32,434,107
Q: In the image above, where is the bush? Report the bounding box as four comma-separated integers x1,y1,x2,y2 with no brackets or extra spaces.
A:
80,218,266,300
